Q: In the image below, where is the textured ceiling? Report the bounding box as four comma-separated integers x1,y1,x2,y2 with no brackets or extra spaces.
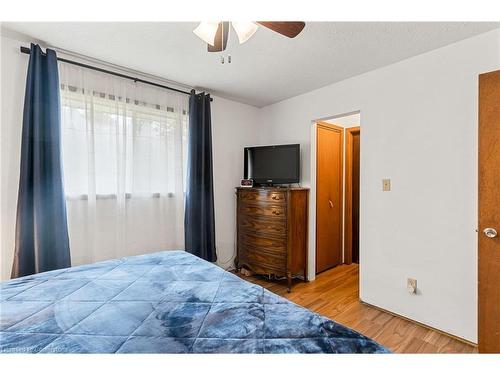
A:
3,22,499,107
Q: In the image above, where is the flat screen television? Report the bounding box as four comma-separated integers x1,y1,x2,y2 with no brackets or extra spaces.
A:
244,144,300,185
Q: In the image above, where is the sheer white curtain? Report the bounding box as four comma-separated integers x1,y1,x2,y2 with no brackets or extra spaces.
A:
59,63,188,266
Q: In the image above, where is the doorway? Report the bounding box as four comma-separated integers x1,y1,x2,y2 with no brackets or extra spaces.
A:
478,70,500,353
315,114,361,274
316,122,343,273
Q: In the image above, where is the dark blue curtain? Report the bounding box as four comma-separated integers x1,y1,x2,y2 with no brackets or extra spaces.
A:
184,91,217,262
11,44,71,278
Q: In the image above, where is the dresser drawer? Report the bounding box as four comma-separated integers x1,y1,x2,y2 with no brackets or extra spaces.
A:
238,245,286,272
238,203,286,220
238,189,286,205
238,215,286,238
239,231,286,255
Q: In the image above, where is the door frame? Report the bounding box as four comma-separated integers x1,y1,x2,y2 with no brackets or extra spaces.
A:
315,121,344,274
344,126,360,265
307,111,361,281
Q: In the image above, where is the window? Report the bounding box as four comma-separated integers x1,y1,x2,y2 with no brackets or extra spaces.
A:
60,86,188,198
58,63,188,265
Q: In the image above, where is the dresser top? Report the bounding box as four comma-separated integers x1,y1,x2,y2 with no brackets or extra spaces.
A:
235,186,309,191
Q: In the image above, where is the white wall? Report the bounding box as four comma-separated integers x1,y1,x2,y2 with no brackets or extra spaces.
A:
257,29,500,342
0,33,28,281
0,31,260,280
211,96,260,269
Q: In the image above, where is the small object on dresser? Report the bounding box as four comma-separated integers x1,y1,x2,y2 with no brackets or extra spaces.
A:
240,178,254,188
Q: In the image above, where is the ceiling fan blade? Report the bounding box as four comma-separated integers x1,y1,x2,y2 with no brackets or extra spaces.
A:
256,22,305,38
208,21,229,52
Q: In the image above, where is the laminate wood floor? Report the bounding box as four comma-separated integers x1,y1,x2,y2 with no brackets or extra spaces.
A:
237,264,477,353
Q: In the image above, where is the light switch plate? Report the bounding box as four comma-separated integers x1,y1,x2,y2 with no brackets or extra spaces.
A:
382,178,391,191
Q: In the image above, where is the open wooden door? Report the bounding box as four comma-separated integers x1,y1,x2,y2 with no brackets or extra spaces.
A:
478,70,500,353
345,127,360,264
316,122,343,273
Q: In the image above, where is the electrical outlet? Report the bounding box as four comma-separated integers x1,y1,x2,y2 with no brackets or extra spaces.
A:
407,278,417,294
382,178,391,191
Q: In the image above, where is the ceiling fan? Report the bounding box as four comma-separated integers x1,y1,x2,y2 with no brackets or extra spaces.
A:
193,21,306,52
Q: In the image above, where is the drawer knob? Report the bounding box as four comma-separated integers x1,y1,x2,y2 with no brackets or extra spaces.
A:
272,195,280,200
272,209,281,215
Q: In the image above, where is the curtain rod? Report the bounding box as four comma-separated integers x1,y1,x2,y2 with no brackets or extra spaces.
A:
20,46,213,102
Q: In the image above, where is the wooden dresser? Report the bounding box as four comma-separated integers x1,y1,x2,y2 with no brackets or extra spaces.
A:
235,187,309,291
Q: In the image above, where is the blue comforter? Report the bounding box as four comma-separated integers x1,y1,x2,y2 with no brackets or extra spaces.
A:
0,251,389,353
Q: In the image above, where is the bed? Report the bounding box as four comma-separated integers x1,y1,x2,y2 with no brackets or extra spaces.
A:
0,250,389,353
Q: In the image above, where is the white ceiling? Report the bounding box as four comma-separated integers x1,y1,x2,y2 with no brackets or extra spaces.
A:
324,113,361,128
3,22,499,107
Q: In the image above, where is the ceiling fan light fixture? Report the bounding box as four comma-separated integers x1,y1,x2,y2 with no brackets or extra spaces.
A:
193,22,220,46
232,21,258,44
